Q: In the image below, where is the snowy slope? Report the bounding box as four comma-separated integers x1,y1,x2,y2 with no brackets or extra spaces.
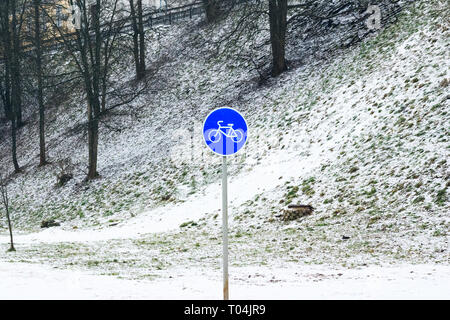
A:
0,0,448,299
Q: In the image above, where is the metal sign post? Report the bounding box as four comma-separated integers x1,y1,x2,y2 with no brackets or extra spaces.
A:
202,107,248,300
222,155,229,300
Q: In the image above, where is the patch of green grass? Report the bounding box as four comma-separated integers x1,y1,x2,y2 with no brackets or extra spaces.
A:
364,187,377,197
435,188,447,206
412,196,425,204
301,177,316,196
349,166,359,173
433,230,444,237
284,185,299,204
179,221,198,228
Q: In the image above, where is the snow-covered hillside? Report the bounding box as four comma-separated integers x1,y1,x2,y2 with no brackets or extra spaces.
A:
0,0,448,299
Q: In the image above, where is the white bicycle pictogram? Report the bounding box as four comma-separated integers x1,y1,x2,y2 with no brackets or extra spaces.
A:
208,121,244,143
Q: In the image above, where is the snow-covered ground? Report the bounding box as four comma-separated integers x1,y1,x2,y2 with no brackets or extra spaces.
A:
0,0,448,300
1,262,449,299
0,147,326,243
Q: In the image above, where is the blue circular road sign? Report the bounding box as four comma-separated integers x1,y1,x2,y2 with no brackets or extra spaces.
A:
203,107,248,156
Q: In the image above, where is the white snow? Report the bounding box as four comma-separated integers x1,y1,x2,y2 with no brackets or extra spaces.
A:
0,0,448,300
1,262,448,299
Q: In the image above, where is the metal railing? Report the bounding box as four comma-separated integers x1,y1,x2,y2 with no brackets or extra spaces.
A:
19,1,206,52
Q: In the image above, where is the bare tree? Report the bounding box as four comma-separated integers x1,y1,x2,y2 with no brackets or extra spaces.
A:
10,0,26,128
269,0,287,76
0,176,15,252
33,0,48,166
129,0,146,80
202,0,220,23
0,0,27,173
203,0,402,78
129,0,141,78
45,0,146,180
77,0,104,179
137,0,146,78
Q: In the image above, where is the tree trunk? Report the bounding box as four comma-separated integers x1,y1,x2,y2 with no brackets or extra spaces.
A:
6,205,15,252
101,73,107,113
82,79,100,180
76,2,101,180
87,0,102,179
137,0,146,79
203,0,219,23
10,0,23,127
34,0,47,166
11,118,20,172
1,0,21,172
129,0,139,77
0,1,12,121
269,0,288,77
87,101,99,180
1,185,15,252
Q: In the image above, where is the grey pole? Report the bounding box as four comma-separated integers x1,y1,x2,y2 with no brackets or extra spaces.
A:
222,155,229,300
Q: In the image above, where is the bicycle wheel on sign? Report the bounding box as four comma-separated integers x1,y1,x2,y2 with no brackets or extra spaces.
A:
208,129,221,143
232,129,244,143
